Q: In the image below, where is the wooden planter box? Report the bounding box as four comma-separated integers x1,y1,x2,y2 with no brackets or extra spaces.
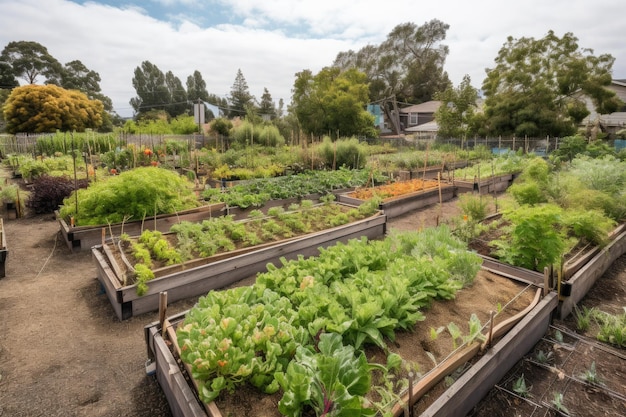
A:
93,209,386,320
395,165,445,181
142,284,557,417
56,203,226,252
0,219,7,278
558,225,626,319
337,183,455,219
453,173,518,195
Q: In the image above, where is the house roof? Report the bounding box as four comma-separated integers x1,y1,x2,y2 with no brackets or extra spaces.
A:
399,100,441,114
405,120,439,132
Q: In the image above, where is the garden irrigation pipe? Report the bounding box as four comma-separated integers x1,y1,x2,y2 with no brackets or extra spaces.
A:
390,287,543,417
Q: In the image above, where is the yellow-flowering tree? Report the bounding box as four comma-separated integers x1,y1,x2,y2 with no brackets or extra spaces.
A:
3,84,104,133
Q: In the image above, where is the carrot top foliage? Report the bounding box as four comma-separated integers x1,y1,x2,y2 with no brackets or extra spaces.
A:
59,167,200,226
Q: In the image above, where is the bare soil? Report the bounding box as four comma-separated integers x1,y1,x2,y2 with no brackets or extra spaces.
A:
0,180,623,417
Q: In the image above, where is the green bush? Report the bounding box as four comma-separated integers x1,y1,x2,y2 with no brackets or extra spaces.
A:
317,136,367,169
58,167,200,226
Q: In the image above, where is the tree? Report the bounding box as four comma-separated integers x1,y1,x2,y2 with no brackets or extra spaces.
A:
258,87,276,119
3,84,103,133
186,70,209,103
0,41,63,85
333,20,452,134
61,59,113,112
61,60,100,95
228,69,254,118
165,70,188,117
0,60,19,90
481,31,622,138
434,75,479,138
292,67,376,139
130,61,170,116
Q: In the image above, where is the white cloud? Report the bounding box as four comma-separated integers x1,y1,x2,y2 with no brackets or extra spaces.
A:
1,0,625,118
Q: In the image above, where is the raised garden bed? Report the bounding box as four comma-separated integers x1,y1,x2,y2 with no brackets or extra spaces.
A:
56,203,226,251
337,179,455,219
395,164,444,181
93,205,386,320
143,268,551,417
471,217,626,318
558,224,626,319
452,173,518,195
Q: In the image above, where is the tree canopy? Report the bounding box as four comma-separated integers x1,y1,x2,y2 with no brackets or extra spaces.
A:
434,75,479,139
333,20,452,134
0,41,64,85
259,87,276,119
3,84,104,133
292,67,376,139
481,30,622,138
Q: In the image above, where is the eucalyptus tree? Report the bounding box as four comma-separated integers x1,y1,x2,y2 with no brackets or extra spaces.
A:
333,20,452,134
165,70,188,117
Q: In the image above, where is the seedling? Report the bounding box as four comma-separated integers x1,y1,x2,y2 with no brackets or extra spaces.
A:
573,305,594,332
430,326,445,341
551,392,570,415
512,374,530,397
535,349,554,364
554,329,564,343
579,361,603,385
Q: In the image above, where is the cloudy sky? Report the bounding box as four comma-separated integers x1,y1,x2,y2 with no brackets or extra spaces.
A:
1,0,625,118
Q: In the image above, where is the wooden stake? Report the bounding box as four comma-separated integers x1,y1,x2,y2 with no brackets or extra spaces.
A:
543,266,550,296
486,310,495,348
101,227,105,246
159,291,168,337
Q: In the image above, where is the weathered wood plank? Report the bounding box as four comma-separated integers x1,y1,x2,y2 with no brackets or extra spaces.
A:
56,203,226,251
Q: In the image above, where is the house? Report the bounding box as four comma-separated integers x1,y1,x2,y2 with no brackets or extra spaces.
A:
580,79,626,137
399,100,441,130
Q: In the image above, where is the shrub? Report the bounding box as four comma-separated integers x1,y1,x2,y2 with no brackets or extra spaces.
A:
26,175,89,214
457,193,489,221
58,167,200,226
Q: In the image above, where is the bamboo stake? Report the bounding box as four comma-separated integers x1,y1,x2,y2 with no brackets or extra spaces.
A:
486,310,495,348
159,291,168,338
